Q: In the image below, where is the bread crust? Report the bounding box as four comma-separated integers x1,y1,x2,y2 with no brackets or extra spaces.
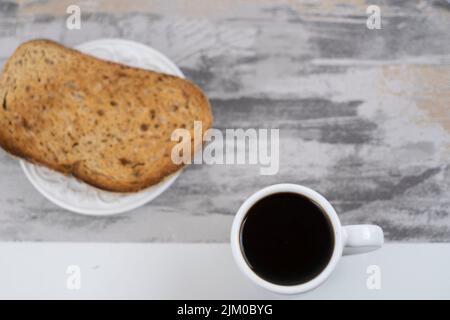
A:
0,39,213,192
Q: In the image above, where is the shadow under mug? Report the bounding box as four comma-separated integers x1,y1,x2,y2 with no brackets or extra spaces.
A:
230,184,384,295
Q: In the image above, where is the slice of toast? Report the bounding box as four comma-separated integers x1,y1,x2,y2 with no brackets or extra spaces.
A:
0,39,212,192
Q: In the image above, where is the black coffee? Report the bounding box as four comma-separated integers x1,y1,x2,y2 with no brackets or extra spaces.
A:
240,192,335,286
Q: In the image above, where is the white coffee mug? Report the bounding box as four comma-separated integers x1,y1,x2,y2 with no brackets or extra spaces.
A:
231,184,384,295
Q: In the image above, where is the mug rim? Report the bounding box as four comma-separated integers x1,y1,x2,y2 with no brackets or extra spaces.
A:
230,183,343,295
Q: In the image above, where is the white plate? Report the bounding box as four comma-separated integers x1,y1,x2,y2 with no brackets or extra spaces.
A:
20,39,184,216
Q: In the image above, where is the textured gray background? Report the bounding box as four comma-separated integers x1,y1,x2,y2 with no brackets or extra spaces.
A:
0,0,449,242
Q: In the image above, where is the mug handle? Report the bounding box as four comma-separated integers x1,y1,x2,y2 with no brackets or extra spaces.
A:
342,225,384,255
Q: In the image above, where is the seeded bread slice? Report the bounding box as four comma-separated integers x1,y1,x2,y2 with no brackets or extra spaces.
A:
0,39,212,192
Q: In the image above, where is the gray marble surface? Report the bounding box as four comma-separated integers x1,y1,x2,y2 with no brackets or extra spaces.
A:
0,0,449,242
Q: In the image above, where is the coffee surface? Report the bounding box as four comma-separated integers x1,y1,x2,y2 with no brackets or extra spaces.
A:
240,192,335,285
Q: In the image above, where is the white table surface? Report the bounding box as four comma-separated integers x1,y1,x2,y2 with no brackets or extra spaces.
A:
0,243,448,300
